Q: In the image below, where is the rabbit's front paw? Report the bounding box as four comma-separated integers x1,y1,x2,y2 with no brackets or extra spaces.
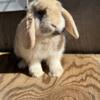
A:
49,65,64,77
29,62,44,77
48,60,64,77
47,57,64,78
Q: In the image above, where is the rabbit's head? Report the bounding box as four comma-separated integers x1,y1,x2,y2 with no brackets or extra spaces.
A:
29,0,66,35
28,0,79,37
25,0,79,48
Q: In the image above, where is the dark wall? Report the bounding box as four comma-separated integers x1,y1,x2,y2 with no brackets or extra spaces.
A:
0,11,26,51
60,0,100,53
0,0,100,53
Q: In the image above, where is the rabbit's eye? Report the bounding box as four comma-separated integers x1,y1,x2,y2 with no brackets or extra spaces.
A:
36,10,46,20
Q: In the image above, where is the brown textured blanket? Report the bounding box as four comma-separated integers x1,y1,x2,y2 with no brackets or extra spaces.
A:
0,53,100,100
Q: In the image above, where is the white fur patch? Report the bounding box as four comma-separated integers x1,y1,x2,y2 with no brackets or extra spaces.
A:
29,62,44,77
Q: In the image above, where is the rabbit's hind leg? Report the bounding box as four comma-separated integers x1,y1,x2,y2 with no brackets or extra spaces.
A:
18,60,27,69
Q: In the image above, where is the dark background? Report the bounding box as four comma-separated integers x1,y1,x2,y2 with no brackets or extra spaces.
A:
0,0,100,53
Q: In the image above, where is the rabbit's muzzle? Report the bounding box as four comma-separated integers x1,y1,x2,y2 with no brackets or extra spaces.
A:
35,14,65,35
33,5,66,35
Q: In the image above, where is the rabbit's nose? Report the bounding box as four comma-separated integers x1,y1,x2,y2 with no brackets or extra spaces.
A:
51,24,56,28
54,27,65,35
51,24,65,33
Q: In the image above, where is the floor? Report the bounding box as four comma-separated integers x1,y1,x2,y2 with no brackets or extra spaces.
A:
0,53,100,100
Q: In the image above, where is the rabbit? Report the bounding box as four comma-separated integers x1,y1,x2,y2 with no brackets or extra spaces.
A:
14,0,79,78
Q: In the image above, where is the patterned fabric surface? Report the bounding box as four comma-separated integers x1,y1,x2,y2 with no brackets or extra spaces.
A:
0,53,100,100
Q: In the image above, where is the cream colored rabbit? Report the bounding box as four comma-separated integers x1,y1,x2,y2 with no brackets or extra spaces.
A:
14,0,79,77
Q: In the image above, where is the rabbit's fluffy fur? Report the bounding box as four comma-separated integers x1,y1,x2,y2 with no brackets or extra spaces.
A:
14,0,79,77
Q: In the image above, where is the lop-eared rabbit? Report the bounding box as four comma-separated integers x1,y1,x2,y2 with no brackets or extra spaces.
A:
14,0,79,78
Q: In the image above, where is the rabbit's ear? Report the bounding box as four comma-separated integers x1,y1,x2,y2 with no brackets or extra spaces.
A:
23,13,35,49
62,8,79,39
